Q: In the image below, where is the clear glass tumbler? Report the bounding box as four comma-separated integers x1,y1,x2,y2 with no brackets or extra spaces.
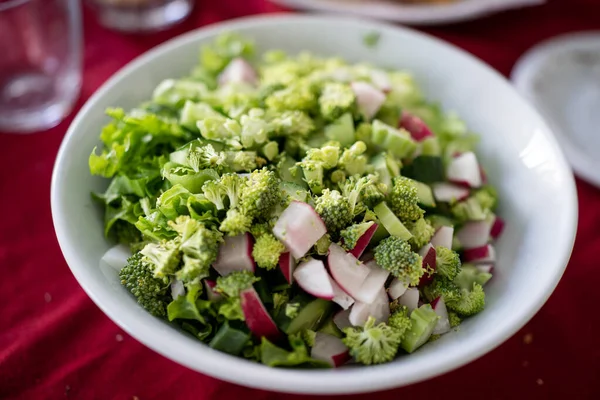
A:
0,0,82,133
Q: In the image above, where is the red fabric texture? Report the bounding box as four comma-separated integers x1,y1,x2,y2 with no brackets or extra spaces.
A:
1,0,599,398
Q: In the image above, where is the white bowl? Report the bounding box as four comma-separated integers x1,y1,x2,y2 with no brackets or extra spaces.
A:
51,14,577,394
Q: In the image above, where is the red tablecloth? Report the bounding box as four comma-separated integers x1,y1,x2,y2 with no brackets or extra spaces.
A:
1,0,599,399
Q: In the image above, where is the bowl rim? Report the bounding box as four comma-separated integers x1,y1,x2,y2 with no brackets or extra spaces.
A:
51,13,578,394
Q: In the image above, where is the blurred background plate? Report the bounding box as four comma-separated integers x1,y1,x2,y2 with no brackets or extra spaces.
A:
270,0,545,25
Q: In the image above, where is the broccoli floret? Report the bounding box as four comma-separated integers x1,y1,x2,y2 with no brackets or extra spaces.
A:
407,218,435,249
304,143,340,169
224,151,258,172
296,143,341,194
119,253,170,318
177,225,222,282
140,240,181,278
388,176,425,224
215,271,260,320
435,246,461,280
314,189,353,237
451,197,487,223
448,311,462,328
423,276,461,303
318,82,355,120
113,221,142,245
220,173,244,209
340,221,374,251
219,208,253,236
343,316,402,365
188,144,226,172
423,277,485,317
269,110,315,137
202,180,227,210
315,233,332,256
239,108,272,148
252,232,286,270
240,168,281,220
474,185,498,211
387,305,412,338
360,181,386,209
338,141,369,176
265,83,317,112
373,236,423,286
285,303,300,319
454,265,492,289
297,159,324,195
338,174,375,217
301,329,317,347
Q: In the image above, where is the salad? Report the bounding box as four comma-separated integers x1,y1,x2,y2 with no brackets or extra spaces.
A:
90,33,504,368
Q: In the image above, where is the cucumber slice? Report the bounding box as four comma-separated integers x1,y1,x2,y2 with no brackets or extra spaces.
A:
324,113,355,147
209,322,251,355
403,156,444,183
373,202,412,241
414,181,436,208
371,119,418,159
420,137,441,157
276,294,334,335
401,304,439,353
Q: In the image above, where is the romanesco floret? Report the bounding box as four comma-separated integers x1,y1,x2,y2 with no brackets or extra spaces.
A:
434,246,461,280
314,189,353,236
202,180,227,210
340,221,375,251
119,253,170,318
387,305,413,338
252,232,286,270
388,176,425,223
407,217,435,249
374,236,424,286
140,240,181,278
219,208,253,236
215,270,260,320
338,141,369,176
240,168,281,220
343,316,402,365
318,82,355,120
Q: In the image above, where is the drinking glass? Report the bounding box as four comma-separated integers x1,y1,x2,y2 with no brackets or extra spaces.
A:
0,0,82,133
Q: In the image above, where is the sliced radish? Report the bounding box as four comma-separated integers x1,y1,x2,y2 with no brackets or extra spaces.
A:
204,280,222,301
476,264,494,274
278,252,295,284
431,297,451,335
171,279,185,299
418,243,437,287
293,258,334,300
431,183,470,203
101,244,132,271
351,81,386,120
273,201,327,259
218,57,258,86
348,223,378,259
212,233,255,276
328,243,370,299
463,244,496,263
311,332,351,367
331,280,355,310
333,309,352,331
397,287,419,312
446,152,482,188
370,69,392,93
456,220,492,249
353,260,390,304
399,112,433,142
430,226,454,249
349,287,390,326
388,278,409,299
240,286,281,341
490,215,505,240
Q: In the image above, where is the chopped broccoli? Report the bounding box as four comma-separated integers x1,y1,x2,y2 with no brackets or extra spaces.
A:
448,311,462,328
140,240,181,278
215,271,261,321
474,185,498,211
285,303,300,319
314,233,332,256
177,225,222,282
454,265,492,290
338,174,375,217
318,82,355,120
423,277,485,317
252,232,286,270
407,217,435,249
374,236,423,285
388,176,425,224
188,144,226,172
220,173,245,209
343,316,402,365
239,108,272,148
451,197,487,223
314,189,353,236
265,83,317,112
435,246,461,280
119,253,170,318
387,305,412,338
360,181,386,209
202,180,227,210
269,110,315,137
304,143,341,169
219,208,252,236
240,168,281,220
340,221,375,251
338,141,369,176
224,150,259,172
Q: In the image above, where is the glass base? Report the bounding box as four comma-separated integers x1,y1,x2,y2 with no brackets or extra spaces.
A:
92,0,194,33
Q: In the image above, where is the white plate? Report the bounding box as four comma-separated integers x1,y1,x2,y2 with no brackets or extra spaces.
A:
51,14,577,394
512,32,600,187
271,0,545,25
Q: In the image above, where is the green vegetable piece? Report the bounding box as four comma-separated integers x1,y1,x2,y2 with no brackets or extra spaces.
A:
363,31,381,48
435,246,462,281
371,119,418,159
259,335,331,368
454,264,492,289
407,217,435,249
209,322,251,356
388,176,425,224
318,317,343,338
314,189,353,236
388,305,413,339
400,304,439,353
276,295,333,335
403,156,445,183
167,282,206,323
374,236,423,286
373,202,412,241
343,316,402,365
420,136,441,157
319,82,356,121
340,221,375,252
119,253,170,318
324,112,355,147
414,181,436,208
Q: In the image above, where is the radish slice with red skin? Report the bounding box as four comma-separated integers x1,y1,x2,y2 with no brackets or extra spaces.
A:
278,252,295,284
463,244,496,263
446,152,482,188
430,226,454,249
370,69,392,93
333,309,353,331
431,297,451,335
351,81,386,120
456,220,492,249
418,243,437,287
432,183,470,203
490,216,505,239
293,258,335,300
399,112,434,142
388,278,409,299
204,280,222,301
397,287,419,312
240,287,281,341
311,332,351,367
328,243,371,299
353,260,390,304
349,288,390,326
212,233,254,276
218,58,258,86
348,223,378,259
476,264,494,274
331,280,355,310
273,201,327,259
